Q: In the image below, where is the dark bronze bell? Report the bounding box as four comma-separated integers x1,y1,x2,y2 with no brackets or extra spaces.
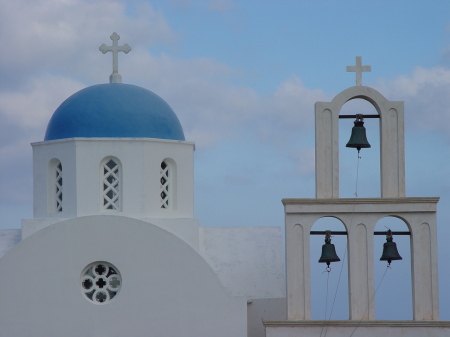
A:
380,229,402,265
318,230,341,266
346,114,371,152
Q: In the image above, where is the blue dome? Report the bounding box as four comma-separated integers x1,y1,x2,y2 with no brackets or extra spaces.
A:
44,83,185,141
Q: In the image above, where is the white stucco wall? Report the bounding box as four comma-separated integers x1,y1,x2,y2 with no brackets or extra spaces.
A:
0,216,247,337
0,229,21,258
248,298,287,337
21,218,67,239
265,321,450,337
200,226,285,300
22,217,201,252
315,85,405,198
283,197,439,321
32,138,195,219
20,221,287,301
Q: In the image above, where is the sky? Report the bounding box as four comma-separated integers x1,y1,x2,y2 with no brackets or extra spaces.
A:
1,0,450,320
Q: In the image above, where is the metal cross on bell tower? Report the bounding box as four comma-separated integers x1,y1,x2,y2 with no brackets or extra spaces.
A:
99,32,132,83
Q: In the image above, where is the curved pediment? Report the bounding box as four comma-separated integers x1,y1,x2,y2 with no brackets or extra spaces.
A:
0,216,245,336
330,85,390,116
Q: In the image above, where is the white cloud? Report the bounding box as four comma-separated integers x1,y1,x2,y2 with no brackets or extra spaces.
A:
0,0,176,85
0,0,329,152
289,147,316,176
0,138,32,165
4,0,448,219
0,74,84,203
263,76,329,132
375,66,450,135
127,53,261,145
0,75,84,130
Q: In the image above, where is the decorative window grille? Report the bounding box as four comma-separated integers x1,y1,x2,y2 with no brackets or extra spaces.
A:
102,158,120,210
48,159,63,213
81,262,122,304
160,160,170,209
55,162,63,212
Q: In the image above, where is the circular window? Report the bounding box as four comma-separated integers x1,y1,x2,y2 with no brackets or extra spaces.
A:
81,262,122,304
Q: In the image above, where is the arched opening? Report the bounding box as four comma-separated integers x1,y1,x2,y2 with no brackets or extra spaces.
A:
100,157,122,211
339,98,380,198
310,216,348,320
160,158,177,210
373,216,412,320
47,158,63,213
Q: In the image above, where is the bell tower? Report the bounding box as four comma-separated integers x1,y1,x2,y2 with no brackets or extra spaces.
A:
315,56,405,199
265,57,448,337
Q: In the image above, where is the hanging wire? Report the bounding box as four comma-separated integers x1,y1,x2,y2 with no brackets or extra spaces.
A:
327,247,348,316
320,149,361,337
347,265,390,337
324,269,330,319
318,268,329,337
354,153,361,197
320,246,348,337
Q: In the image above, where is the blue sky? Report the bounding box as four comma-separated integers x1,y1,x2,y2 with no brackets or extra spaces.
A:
147,1,449,93
1,0,450,320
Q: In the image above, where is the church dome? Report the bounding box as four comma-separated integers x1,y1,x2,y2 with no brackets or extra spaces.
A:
44,83,185,141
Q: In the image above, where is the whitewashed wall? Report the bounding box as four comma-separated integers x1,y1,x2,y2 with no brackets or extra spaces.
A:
32,138,195,219
0,216,247,337
200,226,285,300
0,229,21,258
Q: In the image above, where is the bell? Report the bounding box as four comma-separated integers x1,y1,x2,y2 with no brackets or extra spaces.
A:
318,230,341,266
346,114,371,152
380,229,402,265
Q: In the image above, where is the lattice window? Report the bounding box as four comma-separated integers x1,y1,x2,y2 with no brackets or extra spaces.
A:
160,160,170,209
81,262,122,304
55,162,63,212
102,158,120,210
48,159,63,213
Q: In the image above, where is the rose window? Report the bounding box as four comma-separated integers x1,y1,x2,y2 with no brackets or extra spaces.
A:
81,262,122,304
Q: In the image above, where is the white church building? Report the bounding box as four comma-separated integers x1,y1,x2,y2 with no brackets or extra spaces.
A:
0,34,448,337
0,33,285,337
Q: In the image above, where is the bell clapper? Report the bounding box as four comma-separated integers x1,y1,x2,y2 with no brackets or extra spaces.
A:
324,233,333,272
386,230,393,266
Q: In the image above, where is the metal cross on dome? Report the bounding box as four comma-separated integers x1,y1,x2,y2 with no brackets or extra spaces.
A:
346,56,371,86
99,32,131,83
